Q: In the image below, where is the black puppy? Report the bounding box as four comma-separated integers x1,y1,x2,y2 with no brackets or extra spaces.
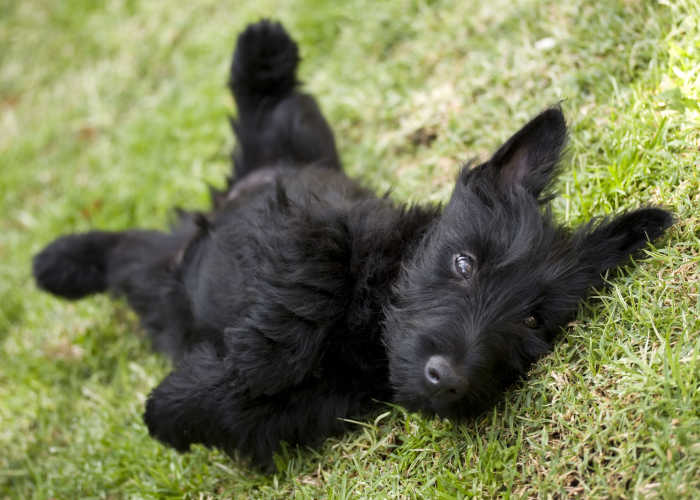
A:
33,20,673,467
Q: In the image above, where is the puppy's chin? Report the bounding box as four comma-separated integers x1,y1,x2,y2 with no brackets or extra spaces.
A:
393,391,456,419
395,388,496,420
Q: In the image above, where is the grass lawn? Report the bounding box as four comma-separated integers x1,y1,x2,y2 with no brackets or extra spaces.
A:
1,0,698,497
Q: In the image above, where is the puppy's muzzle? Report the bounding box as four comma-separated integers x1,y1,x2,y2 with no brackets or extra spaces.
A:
423,355,467,403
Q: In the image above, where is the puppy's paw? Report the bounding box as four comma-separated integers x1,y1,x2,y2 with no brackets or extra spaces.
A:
143,391,193,453
33,231,119,299
230,19,299,96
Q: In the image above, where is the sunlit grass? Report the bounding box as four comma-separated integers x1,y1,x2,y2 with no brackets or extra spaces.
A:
1,0,697,497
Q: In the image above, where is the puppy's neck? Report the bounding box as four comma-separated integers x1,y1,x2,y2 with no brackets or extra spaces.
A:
345,199,440,329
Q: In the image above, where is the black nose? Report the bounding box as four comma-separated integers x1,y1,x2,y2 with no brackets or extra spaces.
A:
424,355,467,399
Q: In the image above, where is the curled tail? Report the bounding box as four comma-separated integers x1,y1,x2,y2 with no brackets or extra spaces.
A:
217,20,340,202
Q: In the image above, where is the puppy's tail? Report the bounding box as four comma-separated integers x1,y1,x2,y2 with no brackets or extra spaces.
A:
228,19,300,110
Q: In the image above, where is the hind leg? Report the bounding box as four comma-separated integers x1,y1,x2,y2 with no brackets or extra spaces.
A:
33,229,184,299
34,231,126,300
33,228,195,359
222,20,340,198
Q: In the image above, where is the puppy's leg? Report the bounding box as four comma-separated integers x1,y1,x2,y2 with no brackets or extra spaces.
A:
34,229,194,359
34,231,127,299
144,343,369,468
33,229,179,299
224,20,340,192
229,19,300,113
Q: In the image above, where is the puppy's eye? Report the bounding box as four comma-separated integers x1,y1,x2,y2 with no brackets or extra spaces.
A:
523,314,539,329
454,253,475,279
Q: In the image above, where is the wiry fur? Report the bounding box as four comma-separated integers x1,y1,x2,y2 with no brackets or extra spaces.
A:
32,20,673,468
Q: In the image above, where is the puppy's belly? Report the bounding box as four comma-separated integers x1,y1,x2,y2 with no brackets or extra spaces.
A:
226,167,285,202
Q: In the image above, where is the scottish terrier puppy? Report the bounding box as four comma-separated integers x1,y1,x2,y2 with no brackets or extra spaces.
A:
33,20,673,467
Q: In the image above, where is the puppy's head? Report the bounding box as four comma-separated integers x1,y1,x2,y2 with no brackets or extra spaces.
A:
384,108,673,417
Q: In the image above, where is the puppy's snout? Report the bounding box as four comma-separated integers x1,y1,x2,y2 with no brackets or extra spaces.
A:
424,355,466,399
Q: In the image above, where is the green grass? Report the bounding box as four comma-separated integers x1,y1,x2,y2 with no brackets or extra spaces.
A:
1,0,698,497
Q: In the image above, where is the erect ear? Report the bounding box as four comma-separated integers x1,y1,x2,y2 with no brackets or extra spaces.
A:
577,207,674,275
488,107,567,197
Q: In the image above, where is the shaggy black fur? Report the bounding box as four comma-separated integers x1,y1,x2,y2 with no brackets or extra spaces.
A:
33,20,673,468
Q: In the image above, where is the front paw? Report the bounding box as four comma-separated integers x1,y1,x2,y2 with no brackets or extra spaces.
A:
143,390,193,453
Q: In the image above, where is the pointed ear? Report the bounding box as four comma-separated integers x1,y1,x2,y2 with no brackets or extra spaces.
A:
577,208,674,275
488,107,567,197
